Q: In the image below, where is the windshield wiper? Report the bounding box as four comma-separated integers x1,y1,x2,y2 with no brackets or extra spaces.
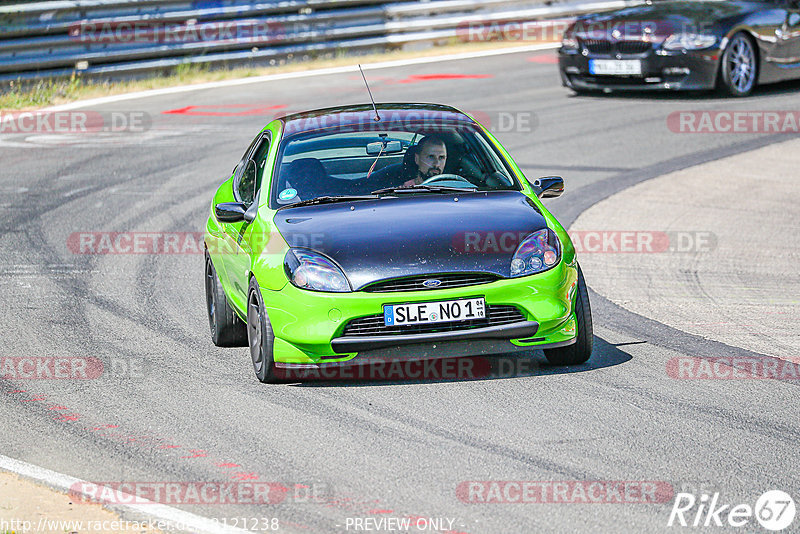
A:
277,195,377,210
371,184,477,195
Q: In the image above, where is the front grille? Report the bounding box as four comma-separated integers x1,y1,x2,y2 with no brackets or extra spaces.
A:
341,305,525,337
584,39,612,54
362,273,499,293
616,41,651,55
582,39,651,56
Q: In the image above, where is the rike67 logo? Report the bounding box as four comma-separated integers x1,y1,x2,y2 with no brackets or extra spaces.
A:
668,490,796,531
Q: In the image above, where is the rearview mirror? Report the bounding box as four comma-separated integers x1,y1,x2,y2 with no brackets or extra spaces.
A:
366,140,403,155
215,202,248,223
529,176,564,198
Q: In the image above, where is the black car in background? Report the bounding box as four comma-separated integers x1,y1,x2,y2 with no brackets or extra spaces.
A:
558,0,800,96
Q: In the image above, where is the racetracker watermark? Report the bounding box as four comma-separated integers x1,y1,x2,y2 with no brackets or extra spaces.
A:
161,102,538,133
668,111,800,134
70,232,209,255
0,357,150,380
452,231,716,254
666,357,800,380
67,231,325,255
0,111,151,135
278,357,573,382
1,519,152,534
570,231,716,254
69,230,716,255
69,481,329,505
0,357,102,379
280,357,489,382
0,518,265,534
455,19,711,43
456,18,572,43
274,109,541,136
69,20,288,44
567,20,713,39
667,490,796,530
476,111,538,133
247,108,538,134
457,481,674,504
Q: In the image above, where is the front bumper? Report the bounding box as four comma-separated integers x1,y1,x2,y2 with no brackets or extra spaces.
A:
261,262,579,366
558,47,720,92
331,320,540,353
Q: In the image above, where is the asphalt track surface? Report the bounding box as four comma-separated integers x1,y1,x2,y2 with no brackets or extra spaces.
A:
572,138,800,362
2,49,800,533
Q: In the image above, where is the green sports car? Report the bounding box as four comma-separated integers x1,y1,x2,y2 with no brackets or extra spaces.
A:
204,103,592,383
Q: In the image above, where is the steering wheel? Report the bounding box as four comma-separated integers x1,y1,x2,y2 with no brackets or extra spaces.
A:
421,174,476,187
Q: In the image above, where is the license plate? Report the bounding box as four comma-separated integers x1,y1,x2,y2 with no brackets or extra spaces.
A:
384,297,485,326
589,59,642,76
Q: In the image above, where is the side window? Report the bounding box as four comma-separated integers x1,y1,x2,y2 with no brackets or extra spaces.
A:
235,135,271,207
252,137,271,192
238,160,257,206
235,135,260,178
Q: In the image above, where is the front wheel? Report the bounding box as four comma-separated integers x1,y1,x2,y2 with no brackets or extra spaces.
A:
205,251,248,347
719,32,758,97
247,278,279,383
543,265,593,366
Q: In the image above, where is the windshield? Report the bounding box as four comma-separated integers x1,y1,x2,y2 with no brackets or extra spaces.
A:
270,121,521,208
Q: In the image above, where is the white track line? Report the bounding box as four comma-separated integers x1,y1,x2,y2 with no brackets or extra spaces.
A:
47,43,560,111
0,454,250,534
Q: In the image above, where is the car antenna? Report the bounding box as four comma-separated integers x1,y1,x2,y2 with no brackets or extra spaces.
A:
358,64,381,122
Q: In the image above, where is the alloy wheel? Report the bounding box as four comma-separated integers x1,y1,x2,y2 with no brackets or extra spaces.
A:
726,35,756,94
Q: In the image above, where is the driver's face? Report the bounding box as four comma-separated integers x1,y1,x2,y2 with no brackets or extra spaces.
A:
415,142,447,178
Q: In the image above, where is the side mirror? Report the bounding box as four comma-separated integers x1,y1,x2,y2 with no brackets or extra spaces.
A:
215,202,248,223
529,176,564,198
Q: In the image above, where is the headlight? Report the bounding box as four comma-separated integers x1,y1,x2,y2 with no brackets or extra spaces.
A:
561,26,579,50
284,248,351,292
510,229,561,277
662,33,717,51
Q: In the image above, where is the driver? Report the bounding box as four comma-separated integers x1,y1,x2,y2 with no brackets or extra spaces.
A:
402,135,447,187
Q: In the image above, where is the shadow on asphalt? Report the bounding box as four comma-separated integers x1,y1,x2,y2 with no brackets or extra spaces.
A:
567,77,800,101
285,336,633,387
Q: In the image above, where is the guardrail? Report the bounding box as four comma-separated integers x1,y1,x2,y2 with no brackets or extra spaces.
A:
0,0,641,83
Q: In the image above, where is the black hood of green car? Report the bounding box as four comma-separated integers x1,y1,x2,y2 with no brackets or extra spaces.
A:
273,191,549,290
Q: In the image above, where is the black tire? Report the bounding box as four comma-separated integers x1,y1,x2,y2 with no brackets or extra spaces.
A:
543,265,593,366
718,32,758,97
205,251,248,347
247,277,279,383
